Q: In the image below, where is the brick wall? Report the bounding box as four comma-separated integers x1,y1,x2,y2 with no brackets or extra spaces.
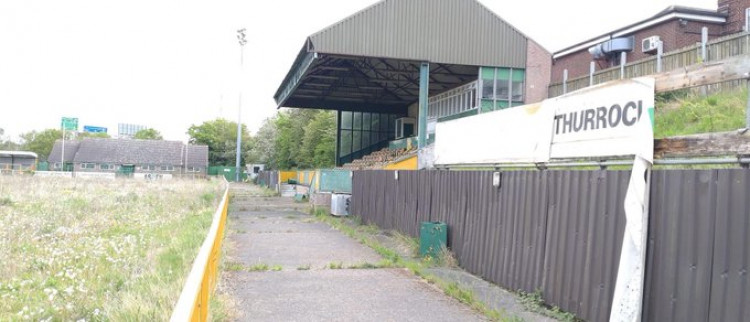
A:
525,40,551,103
719,0,750,34
551,19,724,82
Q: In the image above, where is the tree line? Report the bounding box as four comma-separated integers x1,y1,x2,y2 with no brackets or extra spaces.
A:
189,109,336,169
1,109,336,170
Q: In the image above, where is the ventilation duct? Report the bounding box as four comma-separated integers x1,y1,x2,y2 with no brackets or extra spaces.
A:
589,37,635,60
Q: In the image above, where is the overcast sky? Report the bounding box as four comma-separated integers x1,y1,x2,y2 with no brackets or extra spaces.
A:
0,0,716,142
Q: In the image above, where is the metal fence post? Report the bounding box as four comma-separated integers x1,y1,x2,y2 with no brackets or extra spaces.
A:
563,69,568,94
656,41,663,73
701,27,708,62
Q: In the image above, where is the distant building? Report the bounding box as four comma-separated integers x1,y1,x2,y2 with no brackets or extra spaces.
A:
551,0,750,83
48,138,208,177
117,123,148,139
0,151,38,173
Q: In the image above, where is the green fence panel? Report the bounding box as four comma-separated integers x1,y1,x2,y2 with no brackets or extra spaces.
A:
319,169,352,193
37,161,49,171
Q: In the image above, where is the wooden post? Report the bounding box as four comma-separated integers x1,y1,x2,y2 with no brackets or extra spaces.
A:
563,69,568,94
589,62,595,86
620,52,627,79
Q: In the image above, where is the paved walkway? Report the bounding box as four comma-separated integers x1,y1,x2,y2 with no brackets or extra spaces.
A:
220,184,484,322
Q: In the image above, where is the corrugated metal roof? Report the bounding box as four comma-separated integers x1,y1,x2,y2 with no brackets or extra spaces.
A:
308,0,527,68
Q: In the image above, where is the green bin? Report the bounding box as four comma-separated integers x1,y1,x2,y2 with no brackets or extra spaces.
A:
419,221,447,258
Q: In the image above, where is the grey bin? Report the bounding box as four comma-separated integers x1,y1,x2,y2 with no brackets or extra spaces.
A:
330,193,351,216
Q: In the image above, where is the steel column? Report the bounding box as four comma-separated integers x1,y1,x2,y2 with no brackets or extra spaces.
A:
418,62,429,149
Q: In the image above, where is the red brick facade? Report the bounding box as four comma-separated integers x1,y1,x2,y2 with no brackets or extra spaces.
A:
525,40,552,103
719,0,750,33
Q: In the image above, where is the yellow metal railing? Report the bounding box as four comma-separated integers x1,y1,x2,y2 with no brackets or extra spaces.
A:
171,182,230,322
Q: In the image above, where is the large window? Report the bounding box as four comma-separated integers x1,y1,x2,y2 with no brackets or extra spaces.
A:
479,67,525,112
338,111,400,162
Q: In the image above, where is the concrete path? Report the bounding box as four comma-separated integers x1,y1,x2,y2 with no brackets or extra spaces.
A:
220,184,485,322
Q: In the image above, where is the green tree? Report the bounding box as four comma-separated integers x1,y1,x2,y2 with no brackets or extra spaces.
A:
274,109,319,169
187,119,252,166
245,118,277,168
76,132,111,139
300,111,336,168
0,128,21,151
19,129,62,160
133,128,163,140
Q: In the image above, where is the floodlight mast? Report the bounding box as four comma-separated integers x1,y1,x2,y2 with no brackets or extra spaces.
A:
235,28,247,182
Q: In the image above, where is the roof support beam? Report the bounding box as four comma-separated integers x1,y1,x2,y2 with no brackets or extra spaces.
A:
418,62,429,149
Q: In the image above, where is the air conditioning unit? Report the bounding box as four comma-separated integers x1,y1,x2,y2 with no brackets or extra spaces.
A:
395,117,416,139
642,36,660,53
330,193,351,216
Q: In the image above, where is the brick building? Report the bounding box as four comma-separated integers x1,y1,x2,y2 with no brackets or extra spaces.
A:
48,138,208,177
551,0,750,83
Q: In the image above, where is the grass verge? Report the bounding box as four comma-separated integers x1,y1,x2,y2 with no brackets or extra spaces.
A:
654,88,747,138
0,176,223,321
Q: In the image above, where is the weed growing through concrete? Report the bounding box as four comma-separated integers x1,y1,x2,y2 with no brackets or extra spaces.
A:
309,207,574,322
327,262,344,269
519,290,578,321
297,264,311,271
248,263,270,271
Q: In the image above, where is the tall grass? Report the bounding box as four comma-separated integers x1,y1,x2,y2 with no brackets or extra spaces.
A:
654,89,747,138
0,176,222,321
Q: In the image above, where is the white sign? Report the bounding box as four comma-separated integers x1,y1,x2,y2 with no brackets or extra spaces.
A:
75,172,116,180
34,171,73,178
433,78,655,322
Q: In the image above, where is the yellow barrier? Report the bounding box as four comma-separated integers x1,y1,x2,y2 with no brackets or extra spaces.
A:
384,155,418,170
170,183,230,322
279,171,297,183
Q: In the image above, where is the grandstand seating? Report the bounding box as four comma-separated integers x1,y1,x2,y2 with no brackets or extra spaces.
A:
340,147,416,170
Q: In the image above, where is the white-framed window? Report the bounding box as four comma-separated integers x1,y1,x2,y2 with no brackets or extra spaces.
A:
160,165,174,171
80,163,95,169
186,166,202,173
479,67,525,112
54,162,62,169
99,163,112,170
745,8,750,32
141,164,155,171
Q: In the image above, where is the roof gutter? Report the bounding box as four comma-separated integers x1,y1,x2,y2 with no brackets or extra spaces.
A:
274,51,318,108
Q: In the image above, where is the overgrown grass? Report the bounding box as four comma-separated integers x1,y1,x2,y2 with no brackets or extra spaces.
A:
654,89,747,138
518,290,577,322
0,176,223,321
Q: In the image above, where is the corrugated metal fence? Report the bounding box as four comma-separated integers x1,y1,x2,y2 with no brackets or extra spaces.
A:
256,171,279,191
351,169,750,322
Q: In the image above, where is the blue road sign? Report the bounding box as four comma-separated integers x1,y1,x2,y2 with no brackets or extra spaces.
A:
83,126,107,133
